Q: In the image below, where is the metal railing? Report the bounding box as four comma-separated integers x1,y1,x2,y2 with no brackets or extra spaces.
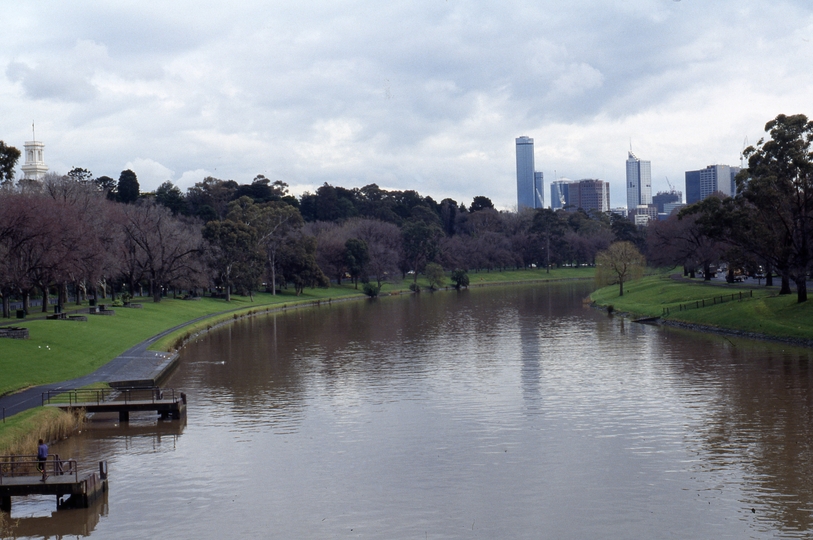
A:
42,387,177,407
662,290,753,316
0,454,78,484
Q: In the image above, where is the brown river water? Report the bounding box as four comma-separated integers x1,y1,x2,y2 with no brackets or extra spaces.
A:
7,281,813,539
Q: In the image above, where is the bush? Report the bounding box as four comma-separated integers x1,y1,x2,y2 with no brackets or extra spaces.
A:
409,283,421,293
363,282,380,298
451,269,470,290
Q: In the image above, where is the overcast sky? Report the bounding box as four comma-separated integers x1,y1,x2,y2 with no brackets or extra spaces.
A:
3,0,812,209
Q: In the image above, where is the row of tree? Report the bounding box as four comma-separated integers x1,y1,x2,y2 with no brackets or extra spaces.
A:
0,166,650,317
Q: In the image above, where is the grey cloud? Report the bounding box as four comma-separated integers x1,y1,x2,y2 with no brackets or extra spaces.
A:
6,60,98,102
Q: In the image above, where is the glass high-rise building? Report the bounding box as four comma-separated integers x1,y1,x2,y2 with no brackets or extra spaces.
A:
626,151,651,211
685,165,737,204
550,180,571,210
516,136,541,210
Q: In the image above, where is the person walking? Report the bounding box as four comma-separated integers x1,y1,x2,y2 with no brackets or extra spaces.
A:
37,439,48,481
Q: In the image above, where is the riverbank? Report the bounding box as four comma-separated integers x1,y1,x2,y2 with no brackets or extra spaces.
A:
0,268,594,452
590,273,813,346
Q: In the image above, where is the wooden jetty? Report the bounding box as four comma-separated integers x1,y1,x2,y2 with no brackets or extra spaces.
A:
0,456,107,511
43,387,187,422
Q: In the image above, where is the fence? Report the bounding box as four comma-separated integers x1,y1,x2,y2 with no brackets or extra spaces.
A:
662,290,753,316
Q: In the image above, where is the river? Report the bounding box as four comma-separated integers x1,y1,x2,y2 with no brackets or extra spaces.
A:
7,282,813,538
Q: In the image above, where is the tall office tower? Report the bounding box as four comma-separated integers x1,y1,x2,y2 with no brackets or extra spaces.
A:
574,179,610,213
534,172,544,208
685,165,733,204
626,151,651,211
730,167,742,195
21,139,48,181
516,136,536,210
550,179,572,210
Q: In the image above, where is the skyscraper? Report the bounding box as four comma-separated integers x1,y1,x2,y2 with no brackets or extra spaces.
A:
626,151,651,211
574,179,610,213
685,165,735,204
550,179,572,210
534,171,544,208
516,136,538,210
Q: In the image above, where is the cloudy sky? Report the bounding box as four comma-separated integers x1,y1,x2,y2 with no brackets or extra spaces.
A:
2,0,812,209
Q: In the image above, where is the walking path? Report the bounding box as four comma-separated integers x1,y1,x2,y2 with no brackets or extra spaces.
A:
0,313,220,419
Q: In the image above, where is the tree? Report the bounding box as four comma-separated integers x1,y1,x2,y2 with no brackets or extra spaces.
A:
402,219,442,284
470,196,494,212
344,238,369,289
203,220,261,302
530,209,567,272
0,141,21,185
155,181,187,215
95,175,117,200
121,201,202,302
277,234,329,295
595,241,646,296
424,262,446,290
739,113,813,302
67,167,93,184
117,170,140,204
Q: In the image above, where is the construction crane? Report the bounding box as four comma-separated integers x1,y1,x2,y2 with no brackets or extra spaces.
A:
740,136,749,169
665,176,676,193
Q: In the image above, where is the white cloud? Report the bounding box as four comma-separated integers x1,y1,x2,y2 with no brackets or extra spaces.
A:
1,0,812,209
123,158,174,193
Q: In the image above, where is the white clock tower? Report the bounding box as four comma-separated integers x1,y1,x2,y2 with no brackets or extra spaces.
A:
21,124,48,180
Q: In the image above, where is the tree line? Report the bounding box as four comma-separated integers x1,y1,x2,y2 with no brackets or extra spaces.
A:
0,159,651,316
5,111,803,316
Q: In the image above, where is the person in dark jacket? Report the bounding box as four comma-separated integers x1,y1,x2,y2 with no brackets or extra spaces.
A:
37,439,48,480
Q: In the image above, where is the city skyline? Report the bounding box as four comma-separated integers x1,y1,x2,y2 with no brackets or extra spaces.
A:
2,2,811,210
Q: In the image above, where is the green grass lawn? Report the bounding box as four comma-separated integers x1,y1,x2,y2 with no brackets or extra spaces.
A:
591,273,813,341
0,286,362,396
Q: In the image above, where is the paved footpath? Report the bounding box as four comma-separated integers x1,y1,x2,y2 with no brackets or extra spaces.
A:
0,313,222,420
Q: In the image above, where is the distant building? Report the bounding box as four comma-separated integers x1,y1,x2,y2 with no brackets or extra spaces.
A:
660,202,686,220
550,179,572,210
626,151,651,211
573,179,610,213
630,204,658,226
551,179,609,213
534,171,544,208
685,165,738,204
516,136,543,210
21,139,48,181
652,190,682,213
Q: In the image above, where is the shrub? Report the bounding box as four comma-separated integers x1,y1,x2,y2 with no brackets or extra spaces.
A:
363,283,381,298
451,269,470,289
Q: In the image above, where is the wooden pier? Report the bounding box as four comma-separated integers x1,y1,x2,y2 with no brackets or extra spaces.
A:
43,387,187,422
0,456,107,511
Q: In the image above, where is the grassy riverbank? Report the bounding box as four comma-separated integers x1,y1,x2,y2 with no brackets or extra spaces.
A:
1,267,594,397
591,273,813,342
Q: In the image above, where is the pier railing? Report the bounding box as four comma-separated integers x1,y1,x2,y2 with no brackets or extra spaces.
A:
0,455,78,483
42,387,177,407
662,290,753,316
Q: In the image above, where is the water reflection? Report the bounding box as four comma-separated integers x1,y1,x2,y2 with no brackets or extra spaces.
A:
13,282,813,539
7,492,107,538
